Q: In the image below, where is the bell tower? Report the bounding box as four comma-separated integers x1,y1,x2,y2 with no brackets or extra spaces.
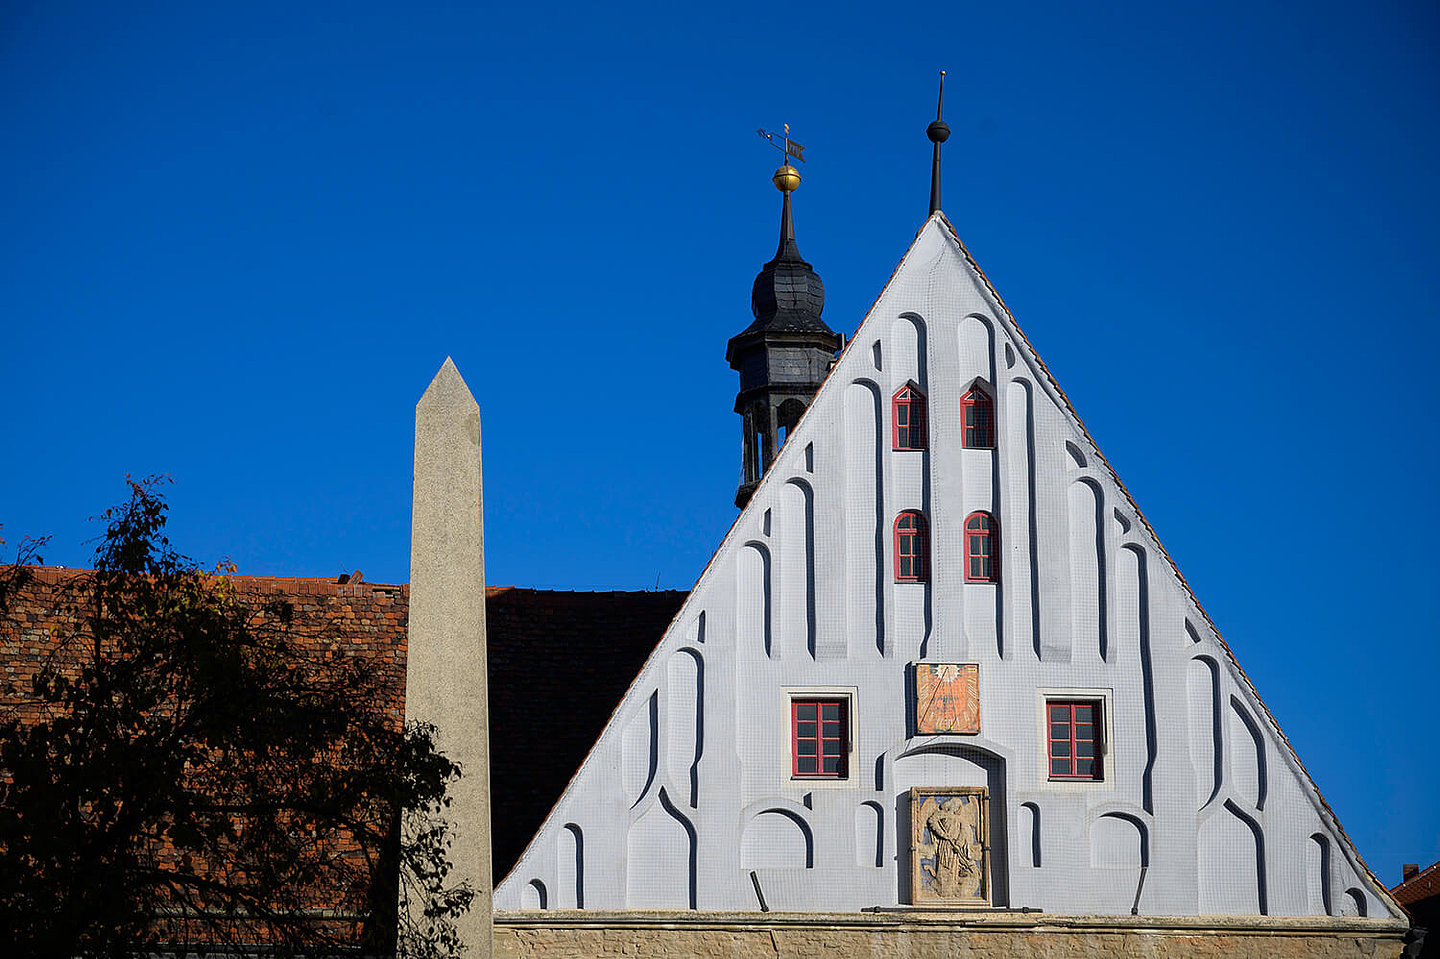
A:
726,143,842,508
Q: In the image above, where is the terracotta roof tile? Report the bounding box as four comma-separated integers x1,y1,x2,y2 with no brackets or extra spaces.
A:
1,567,686,885
1392,859,1440,909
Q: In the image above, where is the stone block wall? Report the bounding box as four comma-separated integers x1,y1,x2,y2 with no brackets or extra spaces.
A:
494,911,1409,958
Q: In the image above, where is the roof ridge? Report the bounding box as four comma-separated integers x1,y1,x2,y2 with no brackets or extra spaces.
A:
1392,859,1440,895
7,567,683,597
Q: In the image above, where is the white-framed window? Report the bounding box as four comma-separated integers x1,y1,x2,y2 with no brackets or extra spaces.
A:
784,686,859,787
1036,688,1114,788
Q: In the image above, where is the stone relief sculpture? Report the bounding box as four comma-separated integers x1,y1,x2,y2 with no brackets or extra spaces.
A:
911,787,988,904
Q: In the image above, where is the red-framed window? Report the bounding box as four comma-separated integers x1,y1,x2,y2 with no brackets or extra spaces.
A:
892,384,927,450
964,511,998,583
961,385,995,449
792,699,848,778
894,511,927,582
1047,700,1102,780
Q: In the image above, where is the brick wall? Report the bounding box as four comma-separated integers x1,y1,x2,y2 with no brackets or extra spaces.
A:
0,566,410,724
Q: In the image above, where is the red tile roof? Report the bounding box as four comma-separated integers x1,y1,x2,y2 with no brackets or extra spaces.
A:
0,566,686,884
1392,860,1440,909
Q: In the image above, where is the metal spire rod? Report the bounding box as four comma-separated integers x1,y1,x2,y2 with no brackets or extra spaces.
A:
927,71,951,216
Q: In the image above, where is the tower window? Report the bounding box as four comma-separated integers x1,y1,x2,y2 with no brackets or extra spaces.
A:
1047,700,1103,780
964,512,998,583
894,511,928,582
777,398,806,451
892,384,927,450
962,385,995,449
791,698,849,778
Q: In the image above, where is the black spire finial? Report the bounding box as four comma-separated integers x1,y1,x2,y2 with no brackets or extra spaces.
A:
777,188,798,260
758,124,806,260
927,71,950,216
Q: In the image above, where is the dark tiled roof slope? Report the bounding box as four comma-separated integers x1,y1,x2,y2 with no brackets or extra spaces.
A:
0,567,687,885
485,587,687,881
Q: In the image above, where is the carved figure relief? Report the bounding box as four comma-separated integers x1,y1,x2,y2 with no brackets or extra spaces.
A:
910,787,989,904
913,663,980,734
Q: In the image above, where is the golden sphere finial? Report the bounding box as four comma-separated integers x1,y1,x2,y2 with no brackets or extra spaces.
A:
772,164,801,193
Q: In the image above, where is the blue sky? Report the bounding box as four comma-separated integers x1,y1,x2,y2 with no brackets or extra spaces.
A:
3,1,1437,889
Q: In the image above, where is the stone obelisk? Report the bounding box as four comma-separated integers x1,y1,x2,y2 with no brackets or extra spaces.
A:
405,358,491,955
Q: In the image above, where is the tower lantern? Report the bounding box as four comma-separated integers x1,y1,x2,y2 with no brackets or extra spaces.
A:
727,129,842,508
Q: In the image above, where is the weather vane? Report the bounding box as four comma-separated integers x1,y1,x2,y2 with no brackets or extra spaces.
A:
757,124,806,164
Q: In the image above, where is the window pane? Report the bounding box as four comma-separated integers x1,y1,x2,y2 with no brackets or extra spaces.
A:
795,739,816,757
822,755,840,774
1074,705,1093,722
1077,759,1094,777
1051,740,1070,757
1050,722,1070,740
821,703,839,722
1050,759,1069,776
797,756,817,774
1075,723,1093,740
796,703,815,721
1049,706,1068,722
796,721,816,739
1077,741,1094,758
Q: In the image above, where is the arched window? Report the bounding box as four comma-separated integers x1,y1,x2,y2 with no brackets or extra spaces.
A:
964,511,998,582
894,511,927,582
961,385,995,449
892,384,927,450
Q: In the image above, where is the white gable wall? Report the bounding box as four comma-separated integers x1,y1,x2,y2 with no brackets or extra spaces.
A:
494,216,1400,919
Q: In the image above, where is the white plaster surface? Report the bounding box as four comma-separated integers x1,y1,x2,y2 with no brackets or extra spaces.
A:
492,218,1402,921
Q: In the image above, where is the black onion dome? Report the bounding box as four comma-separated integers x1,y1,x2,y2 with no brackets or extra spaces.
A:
732,191,838,343
747,244,828,334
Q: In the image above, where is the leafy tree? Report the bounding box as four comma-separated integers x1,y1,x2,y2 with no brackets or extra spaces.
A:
0,479,473,957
